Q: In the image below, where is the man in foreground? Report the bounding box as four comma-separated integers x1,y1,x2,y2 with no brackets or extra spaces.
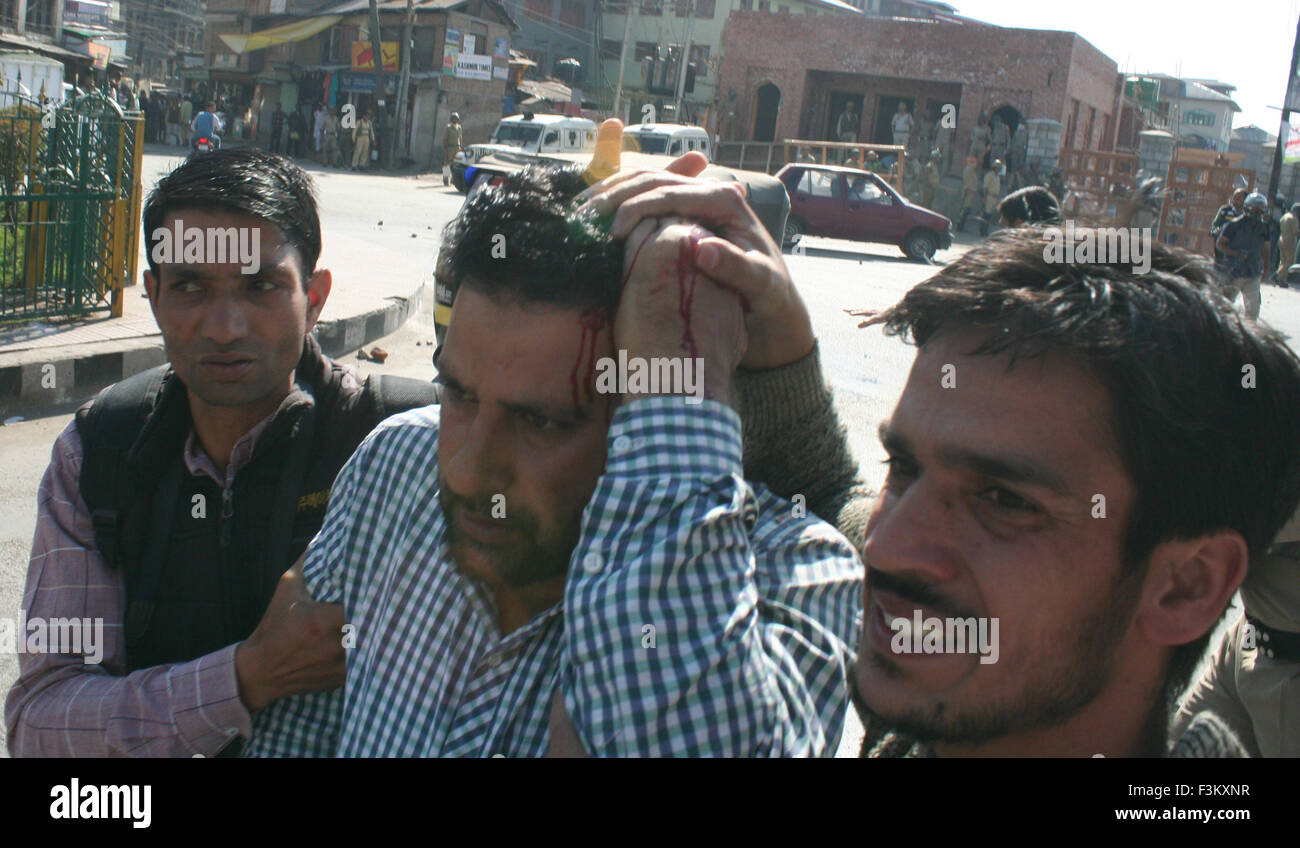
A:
5,150,438,756
582,165,1300,756
244,152,862,756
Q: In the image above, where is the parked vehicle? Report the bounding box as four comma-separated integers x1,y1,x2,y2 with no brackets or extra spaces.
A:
451,113,598,192
776,163,952,261
621,123,711,160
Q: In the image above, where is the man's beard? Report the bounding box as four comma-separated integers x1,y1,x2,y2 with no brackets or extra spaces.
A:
438,480,576,591
863,566,1145,746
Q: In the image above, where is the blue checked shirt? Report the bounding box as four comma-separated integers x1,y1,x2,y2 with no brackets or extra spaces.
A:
243,396,862,757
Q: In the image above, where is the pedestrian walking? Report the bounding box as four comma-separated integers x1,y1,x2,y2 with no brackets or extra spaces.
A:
269,105,285,154
322,108,340,167
1216,191,1272,320
313,103,326,156
890,102,914,151
351,110,374,171
981,160,1003,236
442,112,463,185
287,109,306,158
1211,188,1246,264
921,150,941,211
1279,202,1300,282
959,156,980,231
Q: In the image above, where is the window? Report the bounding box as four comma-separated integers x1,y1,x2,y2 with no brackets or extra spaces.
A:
739,0,752,9
600,39,622,59
1187,109,1216,127
567,130,578,146
676,0,689,16
778,4,789,11
689,44,710,79
697,0,715,16
669,140,682,154
849,177,887,203
634,41,657,61
758,0,770,10
641,0,663,15
796,169,842,199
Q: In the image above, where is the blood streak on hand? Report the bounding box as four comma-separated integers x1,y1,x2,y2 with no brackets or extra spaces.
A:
677,228,704,358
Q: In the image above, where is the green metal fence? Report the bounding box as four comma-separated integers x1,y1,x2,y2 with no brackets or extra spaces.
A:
0,91,144,323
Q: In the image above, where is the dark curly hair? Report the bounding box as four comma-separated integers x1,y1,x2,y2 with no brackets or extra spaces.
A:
439,164,623,315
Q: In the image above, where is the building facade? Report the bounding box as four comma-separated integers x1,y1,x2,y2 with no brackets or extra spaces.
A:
717,13,1120,175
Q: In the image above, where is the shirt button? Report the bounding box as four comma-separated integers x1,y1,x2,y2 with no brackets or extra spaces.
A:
613,435,632,454
583,552,604,574
487,653,502,668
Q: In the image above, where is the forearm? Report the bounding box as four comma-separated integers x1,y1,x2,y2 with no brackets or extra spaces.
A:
562,397,860,756
735,343,874,549
5,643,251,757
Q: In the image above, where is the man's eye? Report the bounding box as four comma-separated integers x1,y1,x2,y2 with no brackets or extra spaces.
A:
438,381,470,404
250,277,279,291
172,280,202,294
981,487,1038,513
882,456,918,487
519,411,561,433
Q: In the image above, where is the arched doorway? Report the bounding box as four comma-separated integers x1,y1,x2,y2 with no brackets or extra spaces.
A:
991,103,1023,135
753,83,780,142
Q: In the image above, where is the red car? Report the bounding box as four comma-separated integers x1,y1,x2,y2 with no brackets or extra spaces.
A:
776,163,952,261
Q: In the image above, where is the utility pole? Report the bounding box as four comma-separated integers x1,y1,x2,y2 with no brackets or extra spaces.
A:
391,0,415,164
673,0,694,121
1268,11,1300,201
367,0,386,167
612,0,636,122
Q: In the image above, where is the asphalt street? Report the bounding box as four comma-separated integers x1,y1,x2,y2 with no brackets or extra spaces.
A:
4,169,1300,757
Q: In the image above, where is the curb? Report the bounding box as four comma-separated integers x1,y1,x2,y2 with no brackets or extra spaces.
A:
0,281,429,421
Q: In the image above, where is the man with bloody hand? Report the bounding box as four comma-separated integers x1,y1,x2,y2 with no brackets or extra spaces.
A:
244,122,862,757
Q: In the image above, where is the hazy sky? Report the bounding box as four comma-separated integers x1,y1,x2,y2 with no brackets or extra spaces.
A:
952,0,1300,133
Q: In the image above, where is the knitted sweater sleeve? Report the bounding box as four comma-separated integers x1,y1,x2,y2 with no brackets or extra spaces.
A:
734,343,874,551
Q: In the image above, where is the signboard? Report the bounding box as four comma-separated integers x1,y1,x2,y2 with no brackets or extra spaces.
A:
492,65,508,81
464,34,477,55
456,53,492,81
351,41,398,72
1285,122,1300,164
337,72,396,94
494,38,508,59
444,27,461,76
88,42,110,70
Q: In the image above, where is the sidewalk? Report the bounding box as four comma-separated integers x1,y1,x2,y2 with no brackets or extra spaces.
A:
0,147,443,419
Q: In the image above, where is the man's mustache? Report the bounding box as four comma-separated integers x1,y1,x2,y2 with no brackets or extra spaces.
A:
866,567,976,620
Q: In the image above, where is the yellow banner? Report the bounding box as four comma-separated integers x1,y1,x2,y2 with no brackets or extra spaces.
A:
218,15,341,54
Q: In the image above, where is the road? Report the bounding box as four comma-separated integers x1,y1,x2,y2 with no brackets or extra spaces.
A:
5,167,1300,757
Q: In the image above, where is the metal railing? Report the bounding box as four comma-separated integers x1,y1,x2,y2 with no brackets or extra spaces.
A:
0,92,144,323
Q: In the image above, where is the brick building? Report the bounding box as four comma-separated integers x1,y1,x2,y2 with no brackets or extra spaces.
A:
716,13,1121,176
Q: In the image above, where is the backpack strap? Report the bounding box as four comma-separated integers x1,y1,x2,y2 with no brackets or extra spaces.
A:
77,365,170,570
124,453,184,649
366,374,441,424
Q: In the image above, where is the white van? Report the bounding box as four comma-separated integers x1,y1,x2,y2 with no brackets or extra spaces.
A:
621,123,711,160
459,113,597,165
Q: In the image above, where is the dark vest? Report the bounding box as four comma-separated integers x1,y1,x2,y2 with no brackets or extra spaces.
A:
76,337,438,673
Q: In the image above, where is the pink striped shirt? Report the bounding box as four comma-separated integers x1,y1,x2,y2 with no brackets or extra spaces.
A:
4,412,272,757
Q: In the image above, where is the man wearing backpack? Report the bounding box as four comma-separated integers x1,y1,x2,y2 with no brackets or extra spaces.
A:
4,150,438,757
